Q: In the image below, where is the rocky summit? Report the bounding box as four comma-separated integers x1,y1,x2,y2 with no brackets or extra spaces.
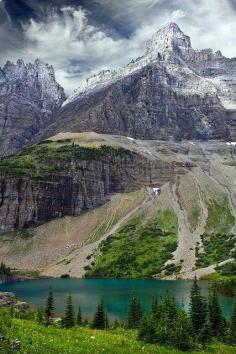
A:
0,59,66,156
47,22,236,141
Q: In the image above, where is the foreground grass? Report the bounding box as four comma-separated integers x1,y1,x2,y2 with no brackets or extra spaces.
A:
1,319,236,354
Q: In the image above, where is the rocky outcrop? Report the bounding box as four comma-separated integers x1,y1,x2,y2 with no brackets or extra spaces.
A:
0,292,16,307
0,292,29,309
48,22,236,141
0,140,189,233
0,59,66,156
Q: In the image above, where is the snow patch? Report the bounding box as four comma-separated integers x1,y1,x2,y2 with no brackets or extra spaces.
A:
153,188,160,196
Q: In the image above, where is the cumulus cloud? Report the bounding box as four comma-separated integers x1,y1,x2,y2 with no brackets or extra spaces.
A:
22,6,135,93
0,0,235,94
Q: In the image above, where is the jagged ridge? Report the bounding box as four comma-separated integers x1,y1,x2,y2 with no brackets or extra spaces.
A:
0,59,66,156
48,22,236,141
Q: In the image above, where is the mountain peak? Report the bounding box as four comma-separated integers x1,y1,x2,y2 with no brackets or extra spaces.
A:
158,22,183,34
145,22,191,55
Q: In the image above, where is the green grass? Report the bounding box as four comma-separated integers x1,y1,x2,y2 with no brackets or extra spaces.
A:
196,233,236,268
196,197,236,268
85,209,179,278
205,197,235,235
0,141,136,180
1,318,235,354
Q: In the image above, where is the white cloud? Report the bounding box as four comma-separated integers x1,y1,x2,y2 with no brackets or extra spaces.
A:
22,6,145,94
11,0,236,95
171,10,187,20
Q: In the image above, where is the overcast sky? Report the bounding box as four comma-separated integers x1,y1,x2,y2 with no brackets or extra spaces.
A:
0,0,236,95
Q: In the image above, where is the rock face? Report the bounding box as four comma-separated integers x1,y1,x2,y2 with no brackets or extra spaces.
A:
0,292,29,309
0,59,66,156
0,139,188,233
50,22,236,141
0,292,15,307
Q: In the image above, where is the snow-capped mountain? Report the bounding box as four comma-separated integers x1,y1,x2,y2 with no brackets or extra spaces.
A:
63,22,236,111
0,59,66,156
48,22,236,141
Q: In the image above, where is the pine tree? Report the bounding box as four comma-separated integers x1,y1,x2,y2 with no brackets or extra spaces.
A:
171,308,193,351
152,294,177,345
76,306,83,326
189,276,207,331
127,295,142,328
229,297,236,344
162,293,177,321
138,316,157,343
44,287,54,325
151,297,159,321
62,295,75,328
199,317,212,347
208,289,226,338
92,300,106,329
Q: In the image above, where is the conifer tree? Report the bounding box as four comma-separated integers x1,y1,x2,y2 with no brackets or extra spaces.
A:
62,295,75,328
189,276,207,331
208,289,226,338
76,306,83,326
151,297,159,321
127,295,142,328
44,287,54,325
138,316,157,343
171,308,193,351
152,294,177,345
162,293,177,321
229,297,236,344
92,300,106,329
199,317,212,347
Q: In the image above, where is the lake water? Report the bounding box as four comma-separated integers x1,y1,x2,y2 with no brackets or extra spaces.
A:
0,278,234,321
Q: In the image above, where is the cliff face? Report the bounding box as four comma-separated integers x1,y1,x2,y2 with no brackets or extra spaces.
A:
49,23,236,141
0,59,66,156
52,65,227,140
0,137,188,232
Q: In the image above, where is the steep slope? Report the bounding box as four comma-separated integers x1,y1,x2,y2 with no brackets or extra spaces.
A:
0,132,188,233
0,59,66,156
0,135,236,279
84,140,236,280
46,22,236,141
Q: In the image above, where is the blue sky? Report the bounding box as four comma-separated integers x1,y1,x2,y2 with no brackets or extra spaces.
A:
0,0,236,94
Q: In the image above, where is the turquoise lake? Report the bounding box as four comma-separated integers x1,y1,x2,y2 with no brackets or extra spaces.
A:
0,278,234,321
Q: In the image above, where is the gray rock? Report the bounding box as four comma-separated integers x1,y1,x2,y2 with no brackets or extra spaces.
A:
11,339,21,350
0,292,15,307
14,302,30,310
0,59,66,156
0,144,188,232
